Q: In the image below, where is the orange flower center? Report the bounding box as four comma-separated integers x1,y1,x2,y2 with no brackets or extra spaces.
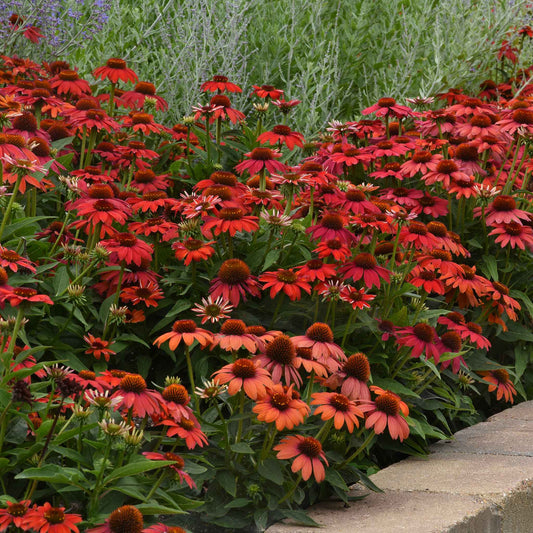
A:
219,207,244,220
245,325,266,335
108,505,144,533
162,384,189,404
430,248,452,261
463,97,482,107
375,392,400,416
0,267,8,285
306,322,334,343
492,195,516,211
135,82,156,95
142,191,167,201
184,239,204,251
343,353,370,381
411,150,432,163
353,252,377,269
131,113,152,125
204,185,232,200
436,159,458,174
179,418,195,430
120,374,147,393
86,109,106,121
115,233,137,247
13,288,37,297
44,508,65,524
276,269,297,283
172,319,197,333
297,436,322,457
470,114,492,127
408,221,428,235
466,322,482,334
377,97,396,107
320,214,343,230
271,392,290,410
491,368,510,383
210,94,231,107
218,259,251,284
210,170,237,186
220,319,246,335
266,335,295,364
512,109,533,124
164,452,185,468
88,184,114,199
58,70,79,81
106,58,127,69
441,331,462,352
272,124,291,135
134,170,156,183
412,323,434,342
454,143,478,161
427,221,447,237
330,393,350,411
300,161,323,172
232,359,256,378
460,265,475,280
12,112,37,132
492,281,509,295
7,502,27,517
110,369,128,378
79,370,96,380
296,347,313,359
250,147,274,160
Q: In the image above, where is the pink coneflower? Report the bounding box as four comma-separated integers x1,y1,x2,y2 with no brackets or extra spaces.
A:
212,319,261,353
422,159,470,188
253,334,302,387
361,97,413,118
400,150,441,178
380,187,423,208
112,373,164,418
489,221,533,250
460,322,491,350
292,322,345,371
359,386,410,441
396,322,444,361
210,259,261,307
475,195,531,226
413,194,448,217
398,221,440,251
212,358,273,400
274,435,328,482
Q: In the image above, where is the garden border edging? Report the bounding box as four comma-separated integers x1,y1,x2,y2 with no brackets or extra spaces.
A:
266,401,533,533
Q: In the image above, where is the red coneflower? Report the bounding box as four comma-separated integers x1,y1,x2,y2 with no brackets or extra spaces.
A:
296,259,337,283
408,268,445,295
488,221,533,250
460,321,491,350
207,94,245,123
0,499,31,531
306,212,355,244
172,238,215,265
257,125,305,150
23,502,82,533
101,232,153,267
339,286,375,310
314,238,351,262
359,386,410,441
311,391,363,432
212,358,274,400
121,112,167,135
201,204,259,237
120,282,164,307
274,435,328,482
253,384,310,430
251,84,284,99
422,159,471,188
93,58,138,84
476,195,531,226
201,75,242,93
362,97,413,118
84,333,116,362
209,259,261,306
259,268,312,301
0,246,36,273
154,319,213,351
399,221,440,251
480,368,517,403
212,319,262,353
50,70,91,97
400,150,441,178
121,81,168,111
3,287,53,307
340,253,391,289
234,147,286,175
87,505,143,533
143,452,196,489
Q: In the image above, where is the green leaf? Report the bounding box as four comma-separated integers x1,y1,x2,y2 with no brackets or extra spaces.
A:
257,458,284,485
325,468,349,491
15,465,88,489
224,498,251,509
216,470,237,497
229,442,255,454
282,509,320,527
137,502,186,515
373,378,420,398
515,344,531,379
481,255,499,281
102,459,176,485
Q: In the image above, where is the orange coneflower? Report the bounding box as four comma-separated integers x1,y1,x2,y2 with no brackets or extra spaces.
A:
111,373,164,418
0,245,36,273
274,435,328,482
259,268,312,301
311,392,363,432
253,383,309,430
0,500,31,531
161,383,193,421
154,319,213,351
360,386,410,441
327,352,371,401
480,368,517,403
3,287,53,307
315,238,351,262
213,358,273,400
253,334,302,387
101,232,153,267
212,319,261,353
172,238,215,265
120,282,164,307
161,414,208,449
83,333,116,362
201,204,259,237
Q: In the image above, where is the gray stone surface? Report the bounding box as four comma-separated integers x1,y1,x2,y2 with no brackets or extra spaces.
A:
266,401,533,533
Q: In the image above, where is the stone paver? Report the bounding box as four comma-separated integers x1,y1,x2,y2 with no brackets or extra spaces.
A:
266,401,533,533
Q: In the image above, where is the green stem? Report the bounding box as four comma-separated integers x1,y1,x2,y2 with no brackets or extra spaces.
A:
0,172,23,242
234,390,246,444
338,430,375,469
278,473,302,505
88,438,112,516
184,345,199,411
145,469,168,501
315,418,334,444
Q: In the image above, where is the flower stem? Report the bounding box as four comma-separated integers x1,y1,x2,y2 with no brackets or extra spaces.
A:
338,430,375,469
0,172,22,242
